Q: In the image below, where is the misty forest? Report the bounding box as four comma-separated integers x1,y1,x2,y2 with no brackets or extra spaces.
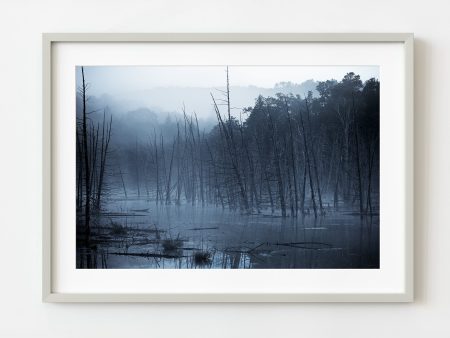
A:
76,66,380,269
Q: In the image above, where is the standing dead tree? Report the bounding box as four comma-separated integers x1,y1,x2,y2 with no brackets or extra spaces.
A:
165,137,176,204
284,98,299,216
266,105,287,217
94,110,113,210
76,67,115,245
298,105,317,218
80,66,91,244
211,93,249,213
209,67,250,213
304,95,324,214
351,94,364,215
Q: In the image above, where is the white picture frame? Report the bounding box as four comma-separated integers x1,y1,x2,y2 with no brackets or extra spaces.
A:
43,33,414,302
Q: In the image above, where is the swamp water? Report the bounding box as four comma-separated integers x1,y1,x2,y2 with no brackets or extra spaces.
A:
76,198,379,269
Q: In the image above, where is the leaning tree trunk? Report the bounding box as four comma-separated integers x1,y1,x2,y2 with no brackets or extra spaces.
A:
305,97,324,214
285,100,299,216
352,95,364,216
211,93,249,213
267,108,286,217
298,107,317,218
95,111,112,210
81,66,91,244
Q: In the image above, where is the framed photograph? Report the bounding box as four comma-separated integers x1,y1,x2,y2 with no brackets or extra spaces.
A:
43,33,413,302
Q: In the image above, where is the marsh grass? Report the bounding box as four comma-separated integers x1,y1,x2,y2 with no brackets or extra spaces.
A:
109,222,128,236
194,250,212,265
161,235,184,252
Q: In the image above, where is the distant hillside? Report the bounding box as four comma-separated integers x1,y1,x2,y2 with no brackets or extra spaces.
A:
76,80,319,146
120,80,318,118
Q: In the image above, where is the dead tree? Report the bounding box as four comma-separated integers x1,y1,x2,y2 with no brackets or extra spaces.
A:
365,135,378,214
76,129,83,210
266,106,286,217
153,132,160,204
254,132,275,213
94,110,112,210
194,114,205,206
285,99,299,216
352,94,364,215
304,96,324,214
119,167,127,198
238,115,260,213
298,106,317,217
160,134,168,203
211,94,249,213
134,138,141,197
175,121,183,205
165,137,176,204
300,150,307,214
205,138,225,209
80,66,91,243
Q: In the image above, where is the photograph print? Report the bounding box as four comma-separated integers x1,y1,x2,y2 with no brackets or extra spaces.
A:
76,65,380,269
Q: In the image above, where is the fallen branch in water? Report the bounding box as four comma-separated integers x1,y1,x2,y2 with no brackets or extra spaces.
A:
275,241,332,250
188,227,219,231
130,208,150,213
98,212,147,217
226,241,332,255
109,252,187,259
247,242,266,253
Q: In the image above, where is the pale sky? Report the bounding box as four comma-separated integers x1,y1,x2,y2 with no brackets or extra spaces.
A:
76,65,379,121
76,65,379,97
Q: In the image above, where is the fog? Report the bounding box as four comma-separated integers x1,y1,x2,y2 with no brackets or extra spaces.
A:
77,65,379,122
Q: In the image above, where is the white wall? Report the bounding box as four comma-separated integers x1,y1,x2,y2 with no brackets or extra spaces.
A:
0,0,448,336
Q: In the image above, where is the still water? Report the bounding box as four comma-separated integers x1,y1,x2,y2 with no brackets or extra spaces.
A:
76,198,379,269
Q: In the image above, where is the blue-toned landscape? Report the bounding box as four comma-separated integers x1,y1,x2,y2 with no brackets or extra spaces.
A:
76,65,380,269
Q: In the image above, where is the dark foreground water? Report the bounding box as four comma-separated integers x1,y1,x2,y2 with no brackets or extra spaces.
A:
76,198,379,269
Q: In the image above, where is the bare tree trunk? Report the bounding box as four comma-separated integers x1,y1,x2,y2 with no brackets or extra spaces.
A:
195,115,205,207
334,134,344,210
324,134,338,195
176,122,182,205
336,104,351,204
352,95,364,215
284,136,295,216
354,126,364,215
305,97,324,214
300,151,307,214
160,134,168,203
95,111,112,210
165,137,176,204
239,119,260,213
154,133,160,204
365,139,376,215
89,123,99,199
205,138,225,209
285,99,299,216
183,110,196,205
135,138,141,197
254,132,274,213
81,66,91,244
211,93,249,213
298,107,317,217
119,168,127,198
76,129,83,210
267,107,286,217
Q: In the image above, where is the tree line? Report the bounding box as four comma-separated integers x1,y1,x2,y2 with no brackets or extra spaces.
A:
77,67,379,241
116,69,379,217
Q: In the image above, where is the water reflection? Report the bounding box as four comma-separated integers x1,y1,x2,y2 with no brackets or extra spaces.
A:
76,199,379,269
